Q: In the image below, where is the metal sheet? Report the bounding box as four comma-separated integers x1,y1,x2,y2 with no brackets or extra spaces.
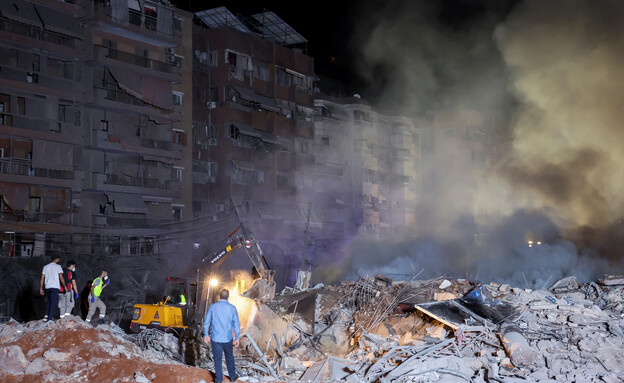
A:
0,1,43,29
107,65,143,100
34,4,82,38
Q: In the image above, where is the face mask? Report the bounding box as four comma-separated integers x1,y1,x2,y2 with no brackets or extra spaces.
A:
103,276,109,281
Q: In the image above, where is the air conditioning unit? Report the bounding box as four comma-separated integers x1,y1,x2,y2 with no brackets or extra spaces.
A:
208,138,218,146
206,101,216,109
166,53,175,63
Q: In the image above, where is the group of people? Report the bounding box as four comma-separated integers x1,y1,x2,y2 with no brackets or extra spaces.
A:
40,254,109,324
41,253,242,383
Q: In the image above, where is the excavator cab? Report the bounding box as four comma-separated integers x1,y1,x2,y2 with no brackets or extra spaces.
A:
130,277,197,333
130,221,274,333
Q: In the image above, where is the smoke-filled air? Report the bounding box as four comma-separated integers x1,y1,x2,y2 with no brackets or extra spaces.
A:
331,0,624,287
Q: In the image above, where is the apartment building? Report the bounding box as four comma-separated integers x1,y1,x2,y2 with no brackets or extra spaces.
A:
314,95,423,241
432,109,507,245
0,0,190,257
191,7,317,284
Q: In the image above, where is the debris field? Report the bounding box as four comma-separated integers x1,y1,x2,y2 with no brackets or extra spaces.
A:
2,274,624,383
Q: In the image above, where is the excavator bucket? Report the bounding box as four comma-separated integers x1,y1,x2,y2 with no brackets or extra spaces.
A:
242,277,275,301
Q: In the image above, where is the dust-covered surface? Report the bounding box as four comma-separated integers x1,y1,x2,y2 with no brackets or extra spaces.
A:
3,275,624,382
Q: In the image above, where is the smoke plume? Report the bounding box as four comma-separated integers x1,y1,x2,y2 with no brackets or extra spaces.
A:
334,0,624,286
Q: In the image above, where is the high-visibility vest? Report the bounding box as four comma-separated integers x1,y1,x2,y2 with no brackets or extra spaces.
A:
93,277,104,297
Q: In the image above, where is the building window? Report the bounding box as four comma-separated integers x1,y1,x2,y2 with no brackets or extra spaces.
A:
322,137,330,146
206,124,218,139
253,61,270,81
276,68,290,87
172,91,183,106
277,175,288,189
100,120,109,131
174,167,183,182
173,130,185,144
209,51,218,67
17,97,25,115
229,124,240,140
26,73,38,83
32,54,40,72
172,206,182,221
58,104,69,122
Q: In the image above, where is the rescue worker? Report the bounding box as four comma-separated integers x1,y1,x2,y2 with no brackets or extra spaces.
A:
86,270,109,324
179,293,187,305
203,289,240,383
59,260,79,318
40,254,66,322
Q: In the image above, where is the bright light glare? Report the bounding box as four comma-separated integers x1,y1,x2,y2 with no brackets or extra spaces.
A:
537,241,542,245
209,278,218,287
527,240,533,245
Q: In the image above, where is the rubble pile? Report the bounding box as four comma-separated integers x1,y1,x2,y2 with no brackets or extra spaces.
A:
2,275,624,382
0,316,213,383
243,275,624,382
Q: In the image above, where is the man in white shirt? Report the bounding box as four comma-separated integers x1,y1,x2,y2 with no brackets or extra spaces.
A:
40,254,66,322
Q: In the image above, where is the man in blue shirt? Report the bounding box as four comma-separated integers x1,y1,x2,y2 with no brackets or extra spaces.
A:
203,289,241,383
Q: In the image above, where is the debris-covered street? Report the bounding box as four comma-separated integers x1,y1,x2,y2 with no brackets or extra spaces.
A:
3,274,624,383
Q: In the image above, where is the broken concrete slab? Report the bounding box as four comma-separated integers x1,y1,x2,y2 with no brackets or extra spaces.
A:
0,345,27,374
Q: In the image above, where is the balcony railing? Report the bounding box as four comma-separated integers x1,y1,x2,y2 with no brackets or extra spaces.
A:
0,18,75,48
104,173,170,189
0,158,75,180
0,211,74,224
99,45,175,74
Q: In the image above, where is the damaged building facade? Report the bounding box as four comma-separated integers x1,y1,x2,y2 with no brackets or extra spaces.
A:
0,0,192,257
0,1,427,285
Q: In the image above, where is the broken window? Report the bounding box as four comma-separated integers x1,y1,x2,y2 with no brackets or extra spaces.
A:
253,61,270,81
173,167,183,182
193,50,209,71
229,124,240,140
172,91,183,106
209,51,218,66
172,205,182,221
276,68,290,87
226,50,250,82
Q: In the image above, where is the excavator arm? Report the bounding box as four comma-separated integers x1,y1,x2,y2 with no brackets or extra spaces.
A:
199,223,275,302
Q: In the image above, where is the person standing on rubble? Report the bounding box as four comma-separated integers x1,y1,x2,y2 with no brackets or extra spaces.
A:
203,288,240,383
86,270,109,324
39,253,66,322
58,260,79,318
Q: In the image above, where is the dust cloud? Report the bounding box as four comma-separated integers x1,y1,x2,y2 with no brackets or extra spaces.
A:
330,0,624,286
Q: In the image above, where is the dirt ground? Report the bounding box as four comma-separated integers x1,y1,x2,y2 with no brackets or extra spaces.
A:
0,316,218,383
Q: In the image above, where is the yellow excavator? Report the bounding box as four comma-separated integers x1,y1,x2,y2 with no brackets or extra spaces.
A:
129,222,275,333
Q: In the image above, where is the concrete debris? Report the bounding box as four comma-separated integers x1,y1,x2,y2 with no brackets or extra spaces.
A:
4,274,624,382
